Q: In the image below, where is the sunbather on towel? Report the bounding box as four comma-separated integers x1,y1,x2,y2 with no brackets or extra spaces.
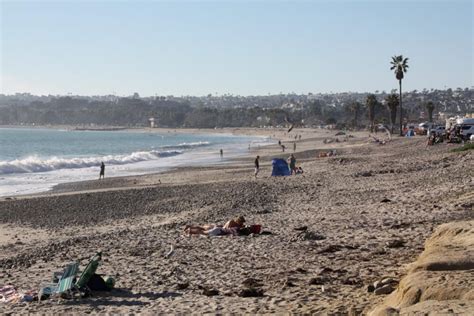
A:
184,216,246,236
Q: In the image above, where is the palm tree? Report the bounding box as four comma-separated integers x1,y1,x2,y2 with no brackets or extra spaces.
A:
385,94,399,134
425,101,435,122
390,55,409,135
366,94,378,132
349,101,361,128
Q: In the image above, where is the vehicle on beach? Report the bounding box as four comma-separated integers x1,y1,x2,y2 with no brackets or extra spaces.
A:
455,118,474,140
418,122,436,135
428,125,446,136
459,125,474,139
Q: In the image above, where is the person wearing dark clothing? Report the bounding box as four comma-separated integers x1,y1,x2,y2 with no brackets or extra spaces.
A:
99,162,105,180
220,149,223,158
254,155,260,178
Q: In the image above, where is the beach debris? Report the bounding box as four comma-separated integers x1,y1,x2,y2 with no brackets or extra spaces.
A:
335,132,346,136
290,230,325,242
0,286,35,303
164,245,174,259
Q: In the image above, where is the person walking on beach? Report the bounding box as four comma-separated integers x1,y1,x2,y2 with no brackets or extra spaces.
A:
220,149,223,158
254,155,260,178
288,154,296,175
293,142,296,152
99,162,105,180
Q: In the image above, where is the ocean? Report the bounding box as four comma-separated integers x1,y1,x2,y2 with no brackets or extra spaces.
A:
0,128,270,197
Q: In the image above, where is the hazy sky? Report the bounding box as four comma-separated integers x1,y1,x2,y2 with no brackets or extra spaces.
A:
1,0,472,96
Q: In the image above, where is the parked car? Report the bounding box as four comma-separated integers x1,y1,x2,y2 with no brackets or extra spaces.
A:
429,125,446,136
460,125,474,140
418,122,436,135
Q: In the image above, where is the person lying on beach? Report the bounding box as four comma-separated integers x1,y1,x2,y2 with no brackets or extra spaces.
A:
184,216,246,237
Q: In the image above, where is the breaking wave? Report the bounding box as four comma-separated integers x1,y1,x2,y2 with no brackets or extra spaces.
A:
160,141,210,150
0,150,182,175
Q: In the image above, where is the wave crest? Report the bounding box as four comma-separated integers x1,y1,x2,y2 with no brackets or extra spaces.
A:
0,150,182,175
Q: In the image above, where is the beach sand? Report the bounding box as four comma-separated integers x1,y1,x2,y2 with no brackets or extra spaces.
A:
0,128,472,314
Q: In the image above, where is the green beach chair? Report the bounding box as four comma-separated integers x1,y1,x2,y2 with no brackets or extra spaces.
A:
39,261,79,300
39,252,102,301
75,252,102,290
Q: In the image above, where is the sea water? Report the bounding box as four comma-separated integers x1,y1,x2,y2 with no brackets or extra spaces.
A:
0,128,271,197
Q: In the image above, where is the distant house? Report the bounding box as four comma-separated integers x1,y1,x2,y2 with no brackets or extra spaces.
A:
149,117,155,128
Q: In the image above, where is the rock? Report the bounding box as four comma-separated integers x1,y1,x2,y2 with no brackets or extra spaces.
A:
317,244,342,253
238,288,264,297
176,282,189,290
386,240,405,248
309,276,329,285
381,278,398,286
380,198,392,203
242,278,262,288
374,284,395,295
291,231,325,242
202,288,219,296
294,226,308,231
367,284,375,293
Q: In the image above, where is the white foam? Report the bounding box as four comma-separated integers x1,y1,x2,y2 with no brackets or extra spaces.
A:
0,150,182,175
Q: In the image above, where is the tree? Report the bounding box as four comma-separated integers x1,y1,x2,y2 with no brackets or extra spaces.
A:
425,101,435,122
390,55,409,135
366,94,378,132
349,101,361,128
385,94,399,134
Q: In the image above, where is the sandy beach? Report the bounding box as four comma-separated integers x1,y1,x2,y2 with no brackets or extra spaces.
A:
0,128,472,314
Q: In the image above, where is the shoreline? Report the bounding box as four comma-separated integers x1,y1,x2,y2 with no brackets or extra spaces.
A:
0,126,334,199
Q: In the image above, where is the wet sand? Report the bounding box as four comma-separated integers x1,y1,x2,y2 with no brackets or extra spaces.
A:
0,128,472,314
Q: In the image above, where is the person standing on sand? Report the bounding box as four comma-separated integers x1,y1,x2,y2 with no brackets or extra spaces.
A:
293,142,296,152
99,162,105,180
254,155,260,178
288,154,296,175
220,149,223,158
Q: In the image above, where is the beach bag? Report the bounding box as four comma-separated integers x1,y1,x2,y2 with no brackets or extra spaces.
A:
250,225,262,234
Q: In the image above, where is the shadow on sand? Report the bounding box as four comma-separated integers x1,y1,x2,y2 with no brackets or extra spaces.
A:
61,288,182,307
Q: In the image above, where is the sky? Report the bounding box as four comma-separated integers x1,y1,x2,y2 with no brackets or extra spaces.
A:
0,0,472,96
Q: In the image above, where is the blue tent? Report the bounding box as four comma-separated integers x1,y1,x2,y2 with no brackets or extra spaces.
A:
271,158,291,176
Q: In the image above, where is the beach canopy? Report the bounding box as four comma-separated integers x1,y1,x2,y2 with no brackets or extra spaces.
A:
271,158,291,176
